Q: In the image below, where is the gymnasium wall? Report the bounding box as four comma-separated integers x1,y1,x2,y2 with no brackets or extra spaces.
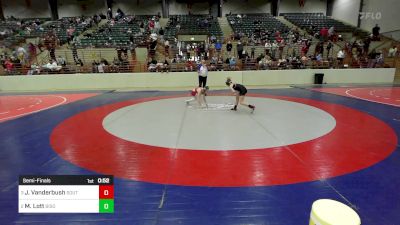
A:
0,68,395,92
331,0,360,27
1,0,51,18
169,0,209,15
360,0,400,34
222,0,271,15
58,0,106,18
279,0,327,15
113,0,162,16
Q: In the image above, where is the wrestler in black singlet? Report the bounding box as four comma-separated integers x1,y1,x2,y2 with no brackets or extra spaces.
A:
233,83,247,96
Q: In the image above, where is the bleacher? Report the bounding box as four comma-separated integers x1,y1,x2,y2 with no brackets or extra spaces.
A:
282,13,367,36
0,18,50,46
77,16,149,48
227,13,290,38
165,15,223,41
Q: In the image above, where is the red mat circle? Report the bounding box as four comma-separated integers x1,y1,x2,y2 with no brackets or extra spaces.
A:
50,94,397,187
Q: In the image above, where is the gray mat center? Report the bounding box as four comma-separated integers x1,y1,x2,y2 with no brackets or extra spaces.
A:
103,96,336,150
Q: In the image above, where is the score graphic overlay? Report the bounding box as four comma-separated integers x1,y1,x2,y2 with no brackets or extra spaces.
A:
18,175,114,213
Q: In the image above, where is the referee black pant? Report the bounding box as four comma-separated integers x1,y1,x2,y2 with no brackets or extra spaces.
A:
198,76,207,88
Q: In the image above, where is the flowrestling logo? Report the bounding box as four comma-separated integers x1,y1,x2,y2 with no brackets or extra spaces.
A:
359,12,382,20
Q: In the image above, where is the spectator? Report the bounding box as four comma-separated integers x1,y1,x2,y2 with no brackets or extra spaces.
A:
139,21,145,34
237,41,243,59
251,44,255,59
271,41,278,59
337,49,345,66
28,64,40,75
226,41,233,55
372,24,380,40
320,27,328,41
326,41,333,57
265,41,271,56
209,56,217,71
316,53,323,64
215,41,222,55
328,26,335,39
16,46,27,65
147,58,157,72
97,62,105,73
388,46,398,58
164,39,170,56
43,60,61,72
376,50,384,67
56,55,66,67
162,58,170,73
28,43,37,61
159,27,164,41
214,56,223,71
185,60,194,71
229,57,237,70
107,8,113,19
259,56,268,70
4,59,14,74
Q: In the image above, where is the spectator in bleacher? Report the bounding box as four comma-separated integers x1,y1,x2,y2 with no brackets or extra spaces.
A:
150,32,158,41
316,53,323,64
259,56,268,70
264,41,271,56
237,41,243,59
376,50,384,67
372,24,380,41
278,40,285,59
154,20,161,33
28,43,37,61
210,35,216,43
4,58,14,75
301,55,309,66
56,56,66,67
107,8,112,19
226,41,233,56
158,27,164,41
147,58,157,72
320,27,328,42
337,49,345,66
98,62,106,73
251,44,255,59
43,60,61,72
315,42,324,56
66,26,75,44
367,49,378,68
328,26,335,39
148,19,155,33
215,41,222,55
271,41,278,59
117,8,125,19
326,41,333,57
161,58,170,73
16,46,27,65
164,39,170,56
185,60,194,71
209,56,217,71
229,57,237,70
217,56,224,71
28,64,40,75
388,46,398,58
138,21,145,34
